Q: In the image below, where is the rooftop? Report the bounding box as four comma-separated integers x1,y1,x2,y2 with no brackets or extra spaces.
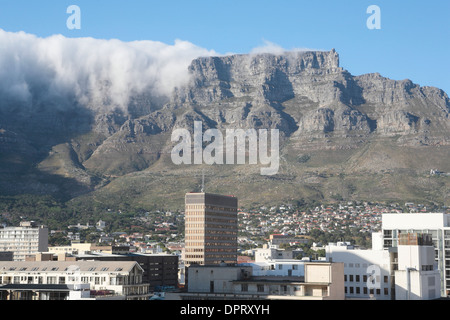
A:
0,260,141,273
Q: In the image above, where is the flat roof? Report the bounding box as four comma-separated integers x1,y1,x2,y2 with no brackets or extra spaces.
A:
0,284,72,291
0,260,141,273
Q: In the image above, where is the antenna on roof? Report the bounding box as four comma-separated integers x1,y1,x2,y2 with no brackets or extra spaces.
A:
201,169,205,193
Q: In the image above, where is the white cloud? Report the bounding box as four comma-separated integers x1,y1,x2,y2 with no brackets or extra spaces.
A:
0,29,217,112
0,30,323,114
250,39,323,55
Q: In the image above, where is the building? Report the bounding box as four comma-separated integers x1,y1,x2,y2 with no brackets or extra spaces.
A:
381,212,450,296
48,243,131,256
75,252,179,291
394,234,441,300
0,251,13,261
26,251,179,292
184,192,238,266
0,221,48,261
0,260,150,300
254,244,303,262
246,244,307,278
269,234,309,246
326,232,441,300
326,240,396,300
181,262,345,300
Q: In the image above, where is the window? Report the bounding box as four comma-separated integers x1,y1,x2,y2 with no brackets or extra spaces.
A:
355,275,360,282
349,275,354,282
257,284,265,293
241,284,248,292
48,277,57,284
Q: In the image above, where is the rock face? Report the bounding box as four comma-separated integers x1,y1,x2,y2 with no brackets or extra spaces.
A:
0,49,449,204
167,49,449,146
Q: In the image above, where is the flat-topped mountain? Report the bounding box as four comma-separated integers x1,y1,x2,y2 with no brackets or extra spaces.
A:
0,49,448,209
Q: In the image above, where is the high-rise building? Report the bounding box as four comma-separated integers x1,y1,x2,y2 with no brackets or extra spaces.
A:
0,221,48,261
184,192,238,266
394,234,441,300
381,213,450,297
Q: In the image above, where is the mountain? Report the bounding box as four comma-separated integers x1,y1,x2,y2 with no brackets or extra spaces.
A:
0,49,449,210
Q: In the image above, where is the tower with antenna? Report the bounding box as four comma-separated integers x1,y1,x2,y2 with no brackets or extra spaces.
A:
184,172,238,267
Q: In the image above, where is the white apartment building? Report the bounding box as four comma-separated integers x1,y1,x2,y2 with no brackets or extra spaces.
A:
254,245,302,262
0,221,48,261
326,232,441,300
0,260,150,300
381,213,450,297
326,239,395,300
246,245,306,277
394,243,441,300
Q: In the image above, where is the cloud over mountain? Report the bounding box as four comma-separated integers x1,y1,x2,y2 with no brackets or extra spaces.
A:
0,29,217,112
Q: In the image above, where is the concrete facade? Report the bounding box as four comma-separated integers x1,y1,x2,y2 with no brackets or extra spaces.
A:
326,241,395,300
382,213,450,296
0,260,150,300
183,262,345,300
0,221,48,261
394,244,441,300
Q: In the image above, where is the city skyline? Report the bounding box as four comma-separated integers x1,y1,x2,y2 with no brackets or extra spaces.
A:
0,0,449,305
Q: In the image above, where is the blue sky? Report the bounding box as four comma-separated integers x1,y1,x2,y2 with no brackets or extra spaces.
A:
0,0,449,94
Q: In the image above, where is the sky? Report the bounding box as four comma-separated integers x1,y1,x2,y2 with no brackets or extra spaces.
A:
0,0,449,95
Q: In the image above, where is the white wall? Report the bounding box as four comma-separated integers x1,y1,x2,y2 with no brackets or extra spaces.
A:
382,213,447,230
326,244,393,300
395,270,440,300
395,245,441,300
